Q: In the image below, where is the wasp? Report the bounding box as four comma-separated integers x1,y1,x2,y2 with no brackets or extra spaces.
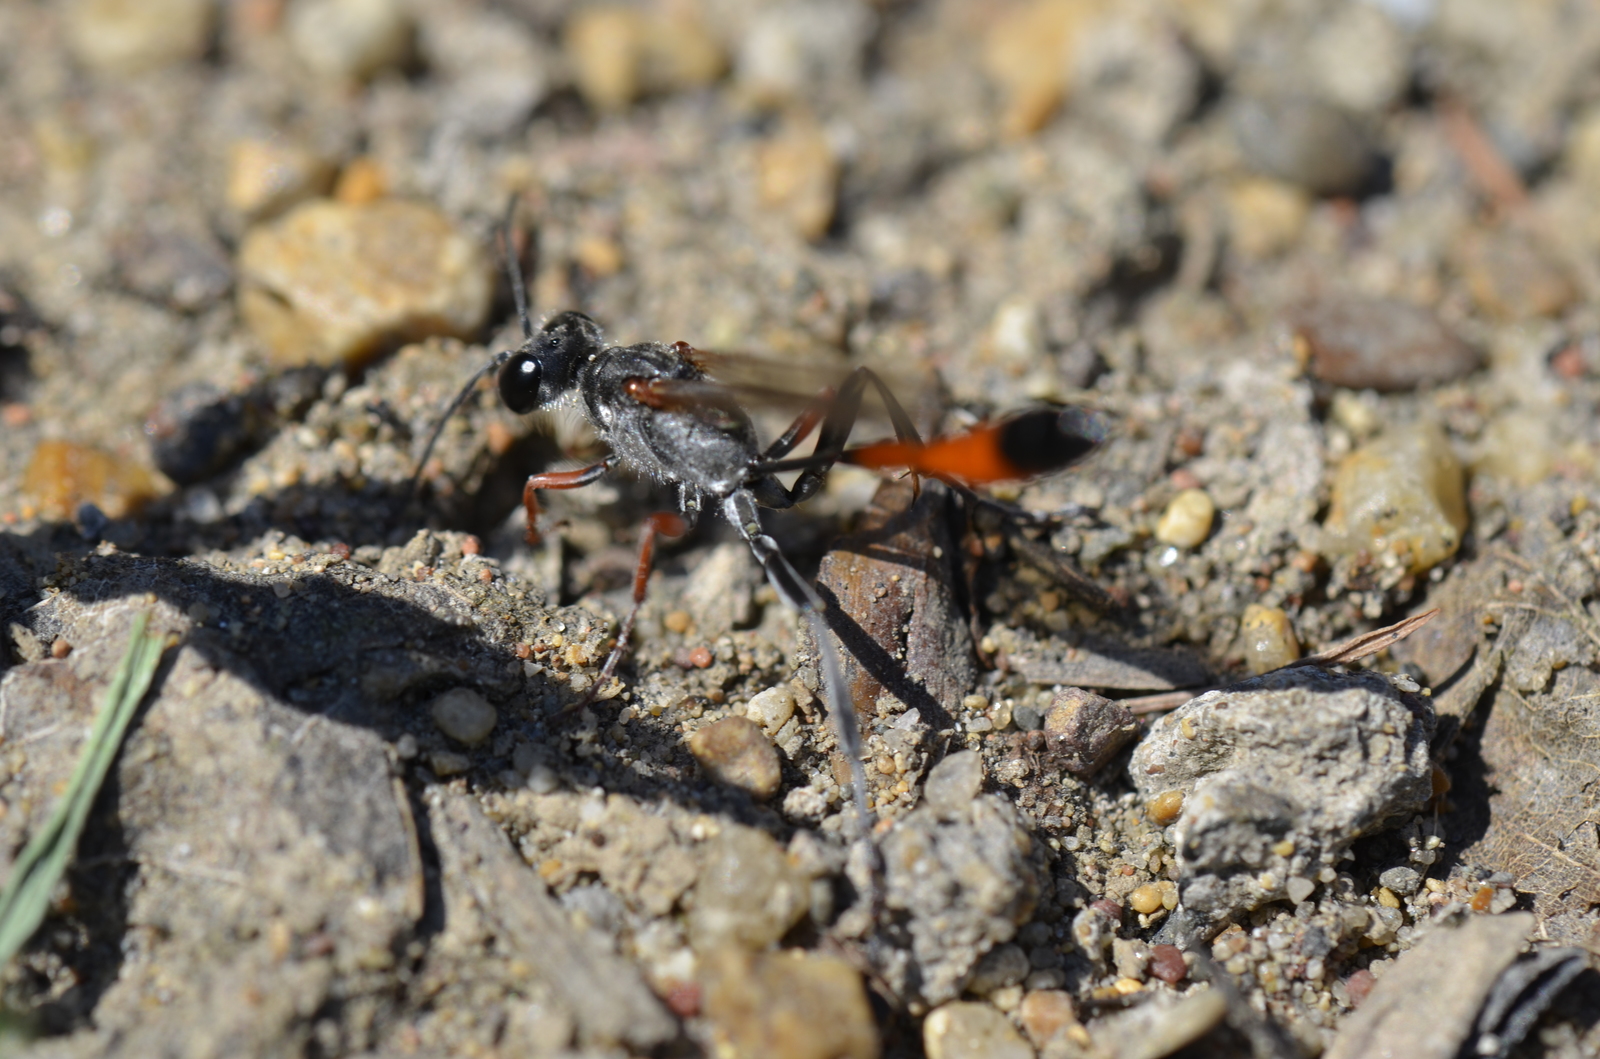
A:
416,203,1107,836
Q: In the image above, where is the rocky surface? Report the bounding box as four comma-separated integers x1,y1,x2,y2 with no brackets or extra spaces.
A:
2,0,1600,1057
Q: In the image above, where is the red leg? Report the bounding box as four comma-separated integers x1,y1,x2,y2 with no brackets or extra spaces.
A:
522,460,611,544
580,510,687,706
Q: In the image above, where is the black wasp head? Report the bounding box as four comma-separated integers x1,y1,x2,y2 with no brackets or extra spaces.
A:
497,310,604,414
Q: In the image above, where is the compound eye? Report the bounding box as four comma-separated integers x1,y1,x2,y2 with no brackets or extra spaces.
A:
498,352,542,414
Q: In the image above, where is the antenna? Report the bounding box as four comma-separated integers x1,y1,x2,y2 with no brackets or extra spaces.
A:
410,194,531,498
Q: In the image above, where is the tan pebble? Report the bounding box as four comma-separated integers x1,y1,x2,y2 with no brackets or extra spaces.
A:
757,115,839,242
22,440,160,521
429,687,497,745
1156,488,1214,548
1128,883,1163,915
66,0,212,75
1018,989,1078,1048
1113,977,1143,995
687,717,781,800
1475,410,1556,487
574,233,625,278
226,139,334,219
1321,422,1465,575
745,685,796,734
982,0,1100,138
565,6,724,112
663,609,693,634
237,199,493,369
333,156,388,205
1155,879,1179,909
924,1000,1033,1059
50,639,72,660
691,827,809,950
287,0,412,82
1224,177,1310,260
1239,604,1300,674
1271,838,1296,857
1376,886,1401,909
1148,789,1184,824
701,947,877,1059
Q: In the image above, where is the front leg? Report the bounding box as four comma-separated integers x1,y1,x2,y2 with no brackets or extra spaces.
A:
522,459,612,545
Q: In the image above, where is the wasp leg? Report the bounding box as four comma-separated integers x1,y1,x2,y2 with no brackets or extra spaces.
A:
522,460,612,545
751,367,925,507
577,509,688,708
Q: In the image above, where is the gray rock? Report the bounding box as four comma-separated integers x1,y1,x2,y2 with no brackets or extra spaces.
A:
1130,667,1435,926
1380,866,1423,896
1231,94,1376,196
429,686,498,744
924,750,984,819
877,792,1045,1005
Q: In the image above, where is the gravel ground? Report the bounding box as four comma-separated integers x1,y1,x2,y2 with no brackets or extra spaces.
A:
2,1,1600,1057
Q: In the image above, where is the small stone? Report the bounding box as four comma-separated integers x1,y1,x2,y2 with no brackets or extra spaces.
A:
225,139,335,220
237,199,493,369
688,717,781,800
924,1001,1034,1059
1344,968,1376,1008
664,609,693,634
1225,177,1310,260
1461,227,1576,321
1294,296,1481,392
701,947,878,1059
965,943,1030,996
1231,93,1375,196
1155,488,1215,548
1321,422,1467,575
1018,989,1078,1048
1149,944,1187,984
287,0,412,82
1238,604,1300,674
1112,937,1150,980
746,685,797,734
421,6,549,136
757,115,839,242
689,826,809,951
1475,409,1557,486
1128,884,1163,915
65,0,212,75
923,750,984,819
564,5,724,112
428,749,471,777
1286,876,1316,904
1379,866,1421,896
1041,687,1140,775
22,440,159,521
735,0,875,107
429,688,497,745
1148,789,1185,825
982,0,1098,138
50,638,72,660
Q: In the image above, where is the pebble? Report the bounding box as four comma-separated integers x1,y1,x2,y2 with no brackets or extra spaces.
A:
700,947,878,1059
1238,604,1300,674
1224,177,1310,260
689,825,809,951
428,688,497,745
1460,226,1576,321
1321,421,1467,575
982,0,1098,138
1018,989,1079,1049
1128,884,1163,915
923,749,983,819
1155,488,1214,548
427,749,471,777
1231,93,1375,196
1293,296,1481,392
237,199,493,369
1130,667,1435,925
422,6,549,136
1148,944,1187,984
735,0,875,107
1041,687,1141,775
745,685,796,736
1147,789,1185,825
757,115,839,242
22,440,159,521
65,0,212,75
687,717,781,800
564,6,724,112
225,139,335,220
287,0,412,82
1379,866,1421,896
1305,2,1408,115
1476,408,1557,487
923,1001,1034,1059
1285,876,1316,904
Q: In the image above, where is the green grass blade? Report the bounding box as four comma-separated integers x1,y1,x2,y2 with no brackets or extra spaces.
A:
0,613,167,968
